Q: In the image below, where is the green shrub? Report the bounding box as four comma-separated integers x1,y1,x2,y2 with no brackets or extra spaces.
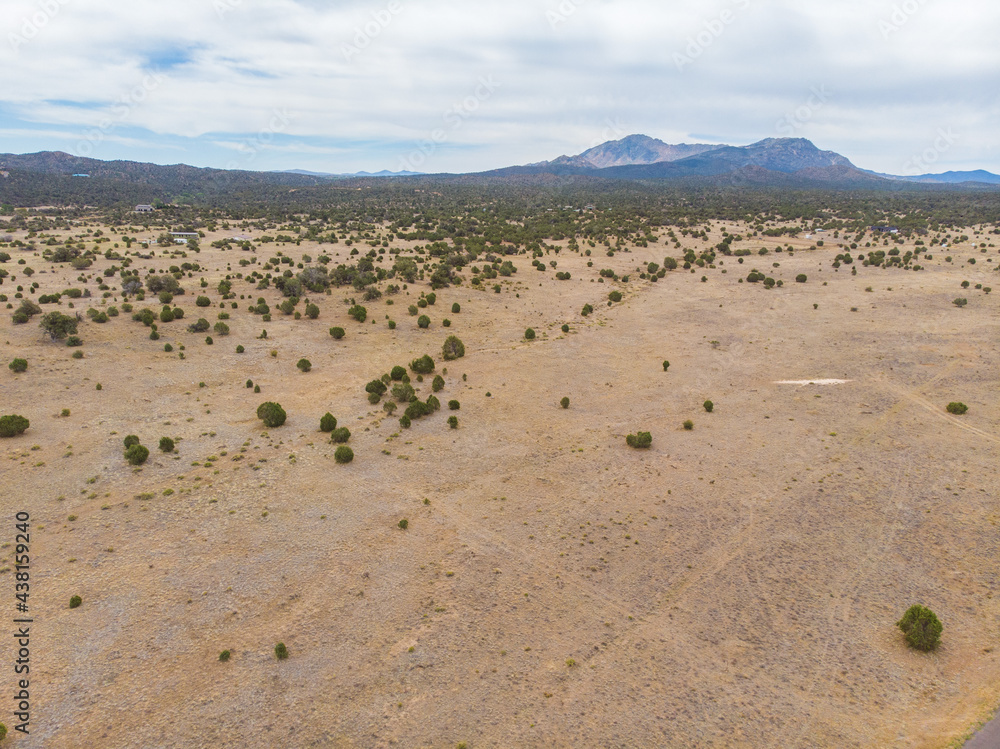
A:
704,400,714,413
0,415,29,438
274,642,289,660
795,274,807,283
257,402,287,428
125,443,149,465
296,358,311,372
418,314,431,329
366,379,388,397
432,374,445,392
388,320,396,329
524,328,535,340
329,326,345,340
609,291,622,303
254,384,261,393
953,298,968,307
581,303,593,316
411,354,435,374
69,595,82,609
205,336,213,345
683,420,694,430
626,432,652,448
451,302,461,313
448,415,458,429
946,402,968,415
236,345,245,353
405,401,431,420
305,303,320,319
449,400,460,410
398,518,409,530
196,296,211,307
392,382,415,402
897,604,942,651
9,358,27,373
171,307,184,319
383,401,397,415
348,304,367,322
663,360,670,372
561,324,569,333
560,397,570,409
40,310,79,340
320,413,337,432
71,349,84,359
391,365,406,380
213,322,230,336
399,414,412,429
158,436,175,453
188,318,210,333
426,395,440,412
123,434,140,449
219,650,231,662
330,427,351,444
334,446,354,464
442,335,465,361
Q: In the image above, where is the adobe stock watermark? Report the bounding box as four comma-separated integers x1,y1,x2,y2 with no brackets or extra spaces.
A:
674,0,752,72
775,86,831,136
902,128,957,174
879,0,929,39
223,108,296,170
398,76,501,173
9,0,72,53
73,71,167,158
342,1,403,63
547,0,588,30
585,116,627,150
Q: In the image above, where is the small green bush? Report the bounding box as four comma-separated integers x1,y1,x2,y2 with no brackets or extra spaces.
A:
164,343,174,352
448,415,458,429
196,296,211,307
953,298,967,308
663,360,670,372
448,400,460,410
795,274,807,283
320,413,337,432
897,604,942,651
188,318,210,333
274,642,289,660
524,328,535,340
9,358,27,373
398,518,409,530
158,436,175,453
432,374,445,392
410,354,435,374
0,415,29,438
123,434,140,448
683,420,694,430
348,304,367,322
334,445,354,464
219,650,231,662
296,358,312,372
451,302,461,313
560,397,570,409
205,336,213,345
329,326,346,340
69,595,82,609
399,414,411,429
125,443,149,465
946,402,968,415
626,432,652,448
330,427,351,444
442,335,465,361
609,291,623,303
257,402,287,428
561,324,569,333
236,344,245,353
305,303,320,319
390,365,406,380
417,314,431,329
581,303,593,316
213,322,230,336
366,379,388,396
704,400,714,413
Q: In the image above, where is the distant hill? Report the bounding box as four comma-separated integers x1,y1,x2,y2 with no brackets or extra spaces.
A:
274,168,425,178
868,169,1000,185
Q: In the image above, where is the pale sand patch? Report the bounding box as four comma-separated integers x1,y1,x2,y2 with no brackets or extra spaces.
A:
775,379,853,385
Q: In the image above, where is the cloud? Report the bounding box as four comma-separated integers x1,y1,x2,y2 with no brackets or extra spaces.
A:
0,0,997,173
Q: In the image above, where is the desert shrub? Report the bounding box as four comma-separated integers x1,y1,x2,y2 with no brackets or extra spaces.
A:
524,328,536,340
398,518,409,529
581,303,593,316
159,306,175,323
329,326,345,340
382,401,397,415
205,336,213,345
448,415,458,429
626,432,652,448
408,305,418,316
330,427,351,443
348,304,367,322
125,443,149,465
662,360,670,372
296,358,311,372
334,446,354,464
165,344,174,352
432,374,445,392
254,384,261,393
399,414,411,429
946,402,968,415
257,401,287,427
366,379,388,396
451,302,461,313
390,365,406,381
392,382,415,402
123,434,140,448
410,354,435,374
609,291,623,303
0,415,29,438
40,311,79,340
9,358,27,373
213,322,230,336
704,400,714,413
219,650,231,662
69,595,82,609
426,293,436,305
561,397,570,409
561,324,569,333
683,420,694,430
405,401,431,420
320,413,337,432
196,296,211,307
442,335,465,361
897,604,942,651
171,307,184,319
188,318,210,333
367,392,380,404
159,436,175,453
305,303,320,319
71,349,84,358
279,299,295,316
448,400,460,410
236,344,245,353
417,314,431,329
274,643,289,660
796,274,808,283
426,395,440,412
953,298,967,307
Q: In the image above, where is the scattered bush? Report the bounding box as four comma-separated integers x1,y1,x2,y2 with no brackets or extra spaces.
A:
683,420,694,430
196,296,211,307
348,304,367,322
398,518,409,530
946,402,968,415
417,314,431,329
213,322,230,336
524,328,536,340
9,358,27,373
305,303,320,319
188,318,210,333
125,443,149,466
560,397,570,409
561,324,569,333
123,434,140,449
432,374,445,392
451,303,461,313
704,400,714,413
663,360,670,372
158,436,175,453
448,415,458,429
609,291,623,303
410,354,435,374
236,344,245,353
329,326,345,340
448,400,460,410
39,311,79,341
274,643,289,660
897,604,942,651
69,595,82,609
205,336,213,345
390,365,406,380
442,335,465,361
0,415,29,438
320,413,337,432
626,432,652,449
953,298,968,308
296,358,312,372
330,427,351,444
334,446,354,464
795,274,808,283
581,303,593,316
399,414,412,429
257,401,287,428
219,650,231,662
392,382,416,402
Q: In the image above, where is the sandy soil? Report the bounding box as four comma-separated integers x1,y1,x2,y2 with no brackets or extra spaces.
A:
1,221,998,748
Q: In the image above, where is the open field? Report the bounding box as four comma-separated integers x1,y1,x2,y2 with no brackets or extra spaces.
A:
1,216,998,748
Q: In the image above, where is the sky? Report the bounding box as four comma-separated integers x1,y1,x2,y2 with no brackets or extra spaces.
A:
1,0,998,176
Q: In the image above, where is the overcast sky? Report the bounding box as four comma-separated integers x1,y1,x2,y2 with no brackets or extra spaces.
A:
2,0,997,175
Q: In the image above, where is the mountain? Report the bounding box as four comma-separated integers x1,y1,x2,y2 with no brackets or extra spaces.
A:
875,169,1000,185
575,134,721,168
274,168,425,178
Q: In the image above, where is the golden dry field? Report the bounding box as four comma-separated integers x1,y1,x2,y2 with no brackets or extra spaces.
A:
2,220,998,748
